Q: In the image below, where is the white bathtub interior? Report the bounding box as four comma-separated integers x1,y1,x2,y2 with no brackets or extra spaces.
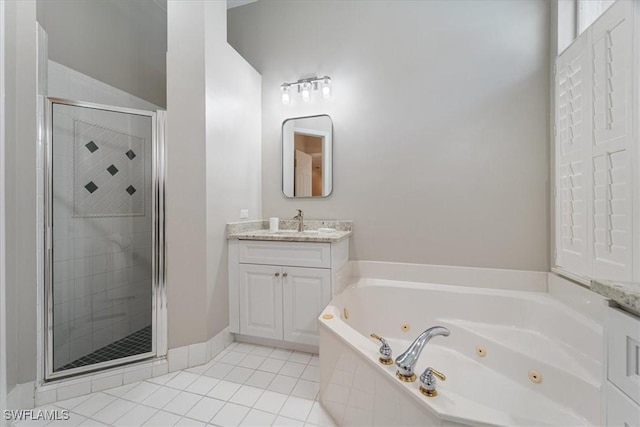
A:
319,274,604,427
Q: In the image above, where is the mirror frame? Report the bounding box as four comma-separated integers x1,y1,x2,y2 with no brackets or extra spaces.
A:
281,114,333,198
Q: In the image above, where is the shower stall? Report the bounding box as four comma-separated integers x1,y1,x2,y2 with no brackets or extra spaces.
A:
44,98,166,380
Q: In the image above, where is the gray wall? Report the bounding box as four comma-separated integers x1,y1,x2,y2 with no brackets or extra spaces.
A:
167,1,261,348
166,0,209,348
203,1,262,341
228,0,551,271
4,0,38,390
37,0,167,108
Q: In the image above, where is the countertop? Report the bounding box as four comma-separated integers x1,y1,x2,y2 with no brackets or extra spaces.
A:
226,219,352,243
591,279,640,315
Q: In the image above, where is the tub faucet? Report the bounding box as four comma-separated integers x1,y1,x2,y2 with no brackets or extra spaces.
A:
395,326,450,382
294,209,304,231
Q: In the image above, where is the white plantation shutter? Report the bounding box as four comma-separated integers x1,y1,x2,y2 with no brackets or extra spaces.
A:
555,1,636,283
590,2,632,280
592,150,631,276
578,0,617,35
556,37,589,276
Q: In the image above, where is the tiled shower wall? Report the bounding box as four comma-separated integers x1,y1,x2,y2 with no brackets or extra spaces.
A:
48,61,159,370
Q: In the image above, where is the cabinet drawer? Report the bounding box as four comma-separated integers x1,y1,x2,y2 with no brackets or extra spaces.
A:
238,241,331,268
605,382,640,427
606,306,640,405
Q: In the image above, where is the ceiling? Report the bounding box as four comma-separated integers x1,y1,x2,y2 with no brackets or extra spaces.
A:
152,0,258,11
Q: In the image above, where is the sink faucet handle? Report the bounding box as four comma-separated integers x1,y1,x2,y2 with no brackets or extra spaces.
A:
370,333,393,365
294,209,304,231
419,367,446,397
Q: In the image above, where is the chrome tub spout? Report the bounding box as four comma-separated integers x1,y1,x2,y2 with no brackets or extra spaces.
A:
395,326,450,381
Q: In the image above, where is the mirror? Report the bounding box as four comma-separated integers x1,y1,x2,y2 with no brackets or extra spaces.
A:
282,115,333,198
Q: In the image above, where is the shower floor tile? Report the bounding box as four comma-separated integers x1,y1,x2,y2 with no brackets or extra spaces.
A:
19,343,333,427
58,326,152,372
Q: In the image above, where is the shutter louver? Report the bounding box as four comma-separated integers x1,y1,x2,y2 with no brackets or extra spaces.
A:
556,39,589,276
591,7,632,280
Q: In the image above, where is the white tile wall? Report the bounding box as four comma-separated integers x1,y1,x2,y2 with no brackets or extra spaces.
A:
47,61,159,370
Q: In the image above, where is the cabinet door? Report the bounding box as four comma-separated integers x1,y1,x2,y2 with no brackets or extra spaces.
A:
282,267,331,346
555,35,589,277
238,264,283,340
590,0,633,281
605,383,640,427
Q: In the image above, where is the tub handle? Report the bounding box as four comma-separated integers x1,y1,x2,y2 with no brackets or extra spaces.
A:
419,367,446,398
370,333,393,365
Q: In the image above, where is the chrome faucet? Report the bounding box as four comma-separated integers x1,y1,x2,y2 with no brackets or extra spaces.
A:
395,326,450,381
293,209,304,231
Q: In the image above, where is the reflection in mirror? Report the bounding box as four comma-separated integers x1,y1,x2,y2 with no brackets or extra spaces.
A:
282,115,333,198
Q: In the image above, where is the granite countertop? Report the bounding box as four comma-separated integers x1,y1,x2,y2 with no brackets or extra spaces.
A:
226,219,352,243
591,279,640,315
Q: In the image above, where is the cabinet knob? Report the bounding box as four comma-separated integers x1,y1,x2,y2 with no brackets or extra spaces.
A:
275,272,280,277
282,272,288,278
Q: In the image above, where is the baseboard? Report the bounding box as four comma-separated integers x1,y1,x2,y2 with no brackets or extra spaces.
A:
167,327,233,373
6,382,35,411
32,327,234,408
34,357,169,407
234,334,318,354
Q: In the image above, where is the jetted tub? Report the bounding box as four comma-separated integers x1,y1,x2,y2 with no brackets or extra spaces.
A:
318,278,602,426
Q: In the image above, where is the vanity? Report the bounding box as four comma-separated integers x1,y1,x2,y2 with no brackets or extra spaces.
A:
591,280,640,427
227,219,351,351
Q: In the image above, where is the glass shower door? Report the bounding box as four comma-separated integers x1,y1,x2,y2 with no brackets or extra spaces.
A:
46,99,160,379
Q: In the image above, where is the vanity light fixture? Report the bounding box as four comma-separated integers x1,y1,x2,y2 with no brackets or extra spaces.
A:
280,75,332,104
281,84,291,105
321,77,332,99
301,82,311,102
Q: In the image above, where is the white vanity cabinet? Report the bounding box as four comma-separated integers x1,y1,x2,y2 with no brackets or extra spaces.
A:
554,0,637,283
603,306,640,426
229,238,349,348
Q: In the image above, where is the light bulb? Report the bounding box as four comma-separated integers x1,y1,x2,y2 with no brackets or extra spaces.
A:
322,77,332,99
301,82,311,102
281,84,290,104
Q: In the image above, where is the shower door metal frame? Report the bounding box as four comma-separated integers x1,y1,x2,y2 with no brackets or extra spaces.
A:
44,97,167,381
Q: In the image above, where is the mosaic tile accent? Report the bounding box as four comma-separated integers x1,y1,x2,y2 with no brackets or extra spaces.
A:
107,164,119,176
85,140,99,153
74,120,145,217
57,325,152,372
84,181,98,194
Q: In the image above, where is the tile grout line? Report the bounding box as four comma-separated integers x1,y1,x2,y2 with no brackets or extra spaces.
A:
38,345,325,427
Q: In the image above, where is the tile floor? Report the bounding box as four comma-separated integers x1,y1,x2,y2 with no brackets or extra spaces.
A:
15,343,334,427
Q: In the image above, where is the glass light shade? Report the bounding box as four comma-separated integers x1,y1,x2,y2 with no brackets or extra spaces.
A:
281,84,290,104
322,78,332,99
301,82,311,102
